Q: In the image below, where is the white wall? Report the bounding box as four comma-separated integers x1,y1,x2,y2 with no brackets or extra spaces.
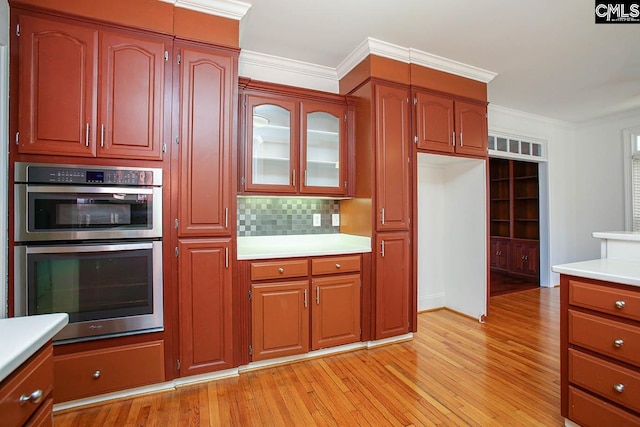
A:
1,0,8,318
417,154,487,319
573,109,640,260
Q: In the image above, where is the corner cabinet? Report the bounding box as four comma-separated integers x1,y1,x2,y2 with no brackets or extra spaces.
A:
17,13,167,160
175,43,237,376
240,80,353,197
414,90,487,158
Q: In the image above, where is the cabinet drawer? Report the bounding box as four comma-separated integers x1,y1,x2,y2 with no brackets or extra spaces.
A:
569,348,640,413
312,255,361,275
53,340,164,402
569,279,640,322
569,310,640,367
568,386,640,427
0,345,53,427
251,259,308,281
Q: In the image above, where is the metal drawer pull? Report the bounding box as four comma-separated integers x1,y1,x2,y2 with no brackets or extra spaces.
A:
335,263,341,269
93,370,101,379
615,300,626,309
278,267,284,274
614,339,624,348
19,389,43,406
614,383,625,393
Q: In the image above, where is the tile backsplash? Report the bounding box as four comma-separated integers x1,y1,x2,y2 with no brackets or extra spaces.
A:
237,197,339,236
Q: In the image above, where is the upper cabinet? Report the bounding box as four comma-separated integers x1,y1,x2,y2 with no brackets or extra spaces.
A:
17,14,167,160
414,90,487,158
240,80,352,197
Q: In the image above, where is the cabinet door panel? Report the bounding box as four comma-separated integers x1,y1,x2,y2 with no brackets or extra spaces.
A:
375,233,410,339
301,102,347,195
178,45,234,236
18,15,97,157
375,84,411,232
252,281,309,361
414,91,454,153
311,274,360,350
98,31,165,160
245,97,298,193
178,239,233,375
454,101,487,157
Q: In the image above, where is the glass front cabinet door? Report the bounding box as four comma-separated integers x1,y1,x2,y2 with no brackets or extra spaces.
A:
245,96,298,193
301,102,346,195
242,85,350,197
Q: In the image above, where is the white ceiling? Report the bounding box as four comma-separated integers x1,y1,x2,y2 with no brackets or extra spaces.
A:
237,0,640,124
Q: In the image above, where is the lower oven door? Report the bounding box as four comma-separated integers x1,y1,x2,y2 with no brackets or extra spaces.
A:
14,241,163,343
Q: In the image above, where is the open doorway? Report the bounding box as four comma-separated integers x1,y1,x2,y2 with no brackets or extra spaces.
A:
489,158,540,296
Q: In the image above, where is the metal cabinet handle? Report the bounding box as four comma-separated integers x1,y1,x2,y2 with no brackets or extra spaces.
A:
225,247,229,269
100,124,105,147
303,289,307,308
85,123,90,147
614,383,625,393
335,263,341,269
292,169,296,186
93,370,101,379
304,170,308,186
452,131,456,147
615,300,626,309
614,339,624,348
380,208,385,225
225,208,229,229
19,389,43,406
278,267,284,274
381,240,385,257
316,286,320,304
460,132,464,147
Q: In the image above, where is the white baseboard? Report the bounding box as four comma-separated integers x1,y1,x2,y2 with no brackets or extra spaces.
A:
418,293,445,311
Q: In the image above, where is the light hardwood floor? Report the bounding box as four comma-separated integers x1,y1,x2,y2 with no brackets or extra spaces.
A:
54,288,563,426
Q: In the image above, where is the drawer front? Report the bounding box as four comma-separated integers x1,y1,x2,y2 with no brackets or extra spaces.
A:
53,340,165,403
251,259,308,281
0,345,53,427
569,348,640,413
312,255,361,275
569,310,640,367
569,279,640,322
569,386,640,427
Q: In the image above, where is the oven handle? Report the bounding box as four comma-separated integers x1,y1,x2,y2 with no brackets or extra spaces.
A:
23,185,154,195
23,242,155,254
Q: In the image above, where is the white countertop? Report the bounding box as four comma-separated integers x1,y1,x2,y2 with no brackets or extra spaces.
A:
592,231,640,241
237,233,371,260
552,258,640,287
0,313,68,383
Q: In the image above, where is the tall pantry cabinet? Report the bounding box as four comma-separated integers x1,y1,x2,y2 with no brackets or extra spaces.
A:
175,42,237,376
347,80,413,339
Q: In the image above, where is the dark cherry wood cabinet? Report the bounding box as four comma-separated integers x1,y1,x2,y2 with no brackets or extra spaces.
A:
240,80,352,197
414,89,487,157
489,158,540,279
311,274,360,350
375,84,411,232
177,44,234,237
375,232,410,340
17,13,167,160
177,239,232,376
251,280,310,361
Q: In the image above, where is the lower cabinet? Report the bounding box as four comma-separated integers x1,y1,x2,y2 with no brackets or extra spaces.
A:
0,345,53,427
178,239,233,376
53,341,165,402
375,232,410,340
489,237,509,271
250,255,362,362
489,237,539,279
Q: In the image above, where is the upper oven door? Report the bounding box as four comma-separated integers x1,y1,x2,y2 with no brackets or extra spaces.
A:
15,185,162,242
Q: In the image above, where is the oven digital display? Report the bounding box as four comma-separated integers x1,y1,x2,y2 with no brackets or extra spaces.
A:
86,171,104,183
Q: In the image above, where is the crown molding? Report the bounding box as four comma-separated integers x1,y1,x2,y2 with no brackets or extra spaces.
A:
239,50,338,81
409,49,496,84
159,0,251,20
337,37,496,83
489,104,575,129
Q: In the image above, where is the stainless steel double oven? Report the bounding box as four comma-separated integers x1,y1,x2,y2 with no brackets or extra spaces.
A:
13,162,164,343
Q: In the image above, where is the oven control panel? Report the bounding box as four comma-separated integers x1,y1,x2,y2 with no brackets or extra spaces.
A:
15,163,162,186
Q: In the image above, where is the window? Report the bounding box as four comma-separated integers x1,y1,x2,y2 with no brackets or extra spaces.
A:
630,132,640,231
488,133,545,161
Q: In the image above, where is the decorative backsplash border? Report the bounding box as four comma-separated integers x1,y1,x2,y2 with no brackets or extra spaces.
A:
237,197,340,236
